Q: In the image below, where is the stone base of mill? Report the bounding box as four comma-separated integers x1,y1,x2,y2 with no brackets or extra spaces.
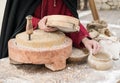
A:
8,38,72,71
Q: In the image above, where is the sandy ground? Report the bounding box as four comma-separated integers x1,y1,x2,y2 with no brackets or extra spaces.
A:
0,58,120,83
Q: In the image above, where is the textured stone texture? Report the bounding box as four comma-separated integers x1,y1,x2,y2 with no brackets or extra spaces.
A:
16,30,66,48
8,38,72,71
8,29,73,71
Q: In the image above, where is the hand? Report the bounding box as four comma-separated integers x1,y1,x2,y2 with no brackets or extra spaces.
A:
38,16,58,32
82,37,101,54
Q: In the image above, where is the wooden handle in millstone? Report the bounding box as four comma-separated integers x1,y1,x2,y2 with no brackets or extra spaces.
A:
26,15,33,35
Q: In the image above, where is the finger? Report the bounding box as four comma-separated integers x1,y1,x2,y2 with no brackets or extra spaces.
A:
40,24,51,31
87,45,93,53
45,27,58,32
38,16,48,29
92,43,98,54
93,43,100,54
96,44,101,53
40,26,48,30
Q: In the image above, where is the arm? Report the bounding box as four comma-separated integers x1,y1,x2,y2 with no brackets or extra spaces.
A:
65,23,100,54
32,16,100,54
82,37,100,54
65,23,89,48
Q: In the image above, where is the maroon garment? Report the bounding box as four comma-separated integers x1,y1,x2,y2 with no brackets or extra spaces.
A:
32,0,89,48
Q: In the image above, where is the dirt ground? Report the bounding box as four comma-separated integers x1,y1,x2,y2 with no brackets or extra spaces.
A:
0,57,120,83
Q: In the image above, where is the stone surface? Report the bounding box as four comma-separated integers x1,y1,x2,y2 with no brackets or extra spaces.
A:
8,38,72,71
15,30,66,48
0,57,120,83
8,29,73,71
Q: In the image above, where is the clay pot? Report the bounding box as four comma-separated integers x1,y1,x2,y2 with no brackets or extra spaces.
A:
88,51,113,70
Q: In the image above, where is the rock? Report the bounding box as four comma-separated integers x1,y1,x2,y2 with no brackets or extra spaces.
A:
8,30,72,71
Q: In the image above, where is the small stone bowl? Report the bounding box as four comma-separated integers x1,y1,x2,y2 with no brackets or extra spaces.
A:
88,51,113,70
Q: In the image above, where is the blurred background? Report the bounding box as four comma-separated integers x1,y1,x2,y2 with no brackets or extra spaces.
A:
77,0,120,38
77,0,120,10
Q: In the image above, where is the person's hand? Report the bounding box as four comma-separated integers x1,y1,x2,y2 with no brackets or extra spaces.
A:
82,37,101,54
38,16,58,32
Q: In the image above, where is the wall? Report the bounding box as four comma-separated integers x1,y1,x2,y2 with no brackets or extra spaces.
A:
95,0,120,10
0,0,6,35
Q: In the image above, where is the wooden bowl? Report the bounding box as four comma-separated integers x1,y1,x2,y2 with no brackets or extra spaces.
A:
68,47,88,63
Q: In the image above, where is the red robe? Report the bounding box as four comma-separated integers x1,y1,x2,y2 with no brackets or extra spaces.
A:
32,0,89,48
